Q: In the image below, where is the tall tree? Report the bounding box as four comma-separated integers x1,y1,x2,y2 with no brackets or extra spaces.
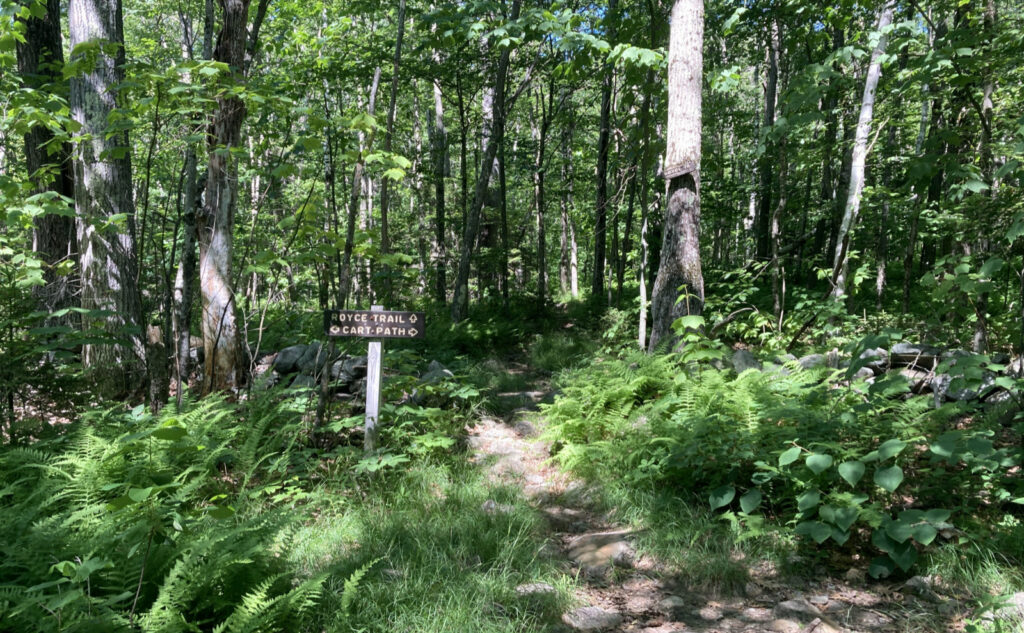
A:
592,0,618,302
17,0,77,320
649,0,704,352
830,0,895,300
378,0,407,306
69,0,146,397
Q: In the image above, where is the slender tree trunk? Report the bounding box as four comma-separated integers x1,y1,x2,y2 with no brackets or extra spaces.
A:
451,0,521,322
429,47,448,303
831,0,895,300
377,0,407,306
18,0,77,321
340,68,382,307
649,0,704,352
559,116,578,298
70,0,147,397
592,0,618,302
772,140,788,324
972,0,996,353
755,20,779,260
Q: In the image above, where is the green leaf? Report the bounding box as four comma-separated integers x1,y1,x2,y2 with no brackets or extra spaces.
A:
874,466,903,492
208,505,235,520
838,461,866,486
923,509,952,524
797,489,820,512
877,439,906,461
739,489,762,514
831,528,850,545
889,540,918,571
795,521,832,544
709,485,735,510
128,487,152,502
885,519,914,543
152,426,187,441
805,453,833,475
911,523,938,546
779,446,801,467
833,507,859,532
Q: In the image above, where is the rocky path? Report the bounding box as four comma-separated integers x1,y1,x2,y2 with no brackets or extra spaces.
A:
463,364,988,633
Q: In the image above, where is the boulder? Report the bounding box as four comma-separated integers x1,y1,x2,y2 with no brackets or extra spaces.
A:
289,374,317,390
899,368,932,392
331,358,356,383
342,355,368,377
891,342,943,369
797,354,826,370
421,359,454,383
297,341,334,375
273,344,307,374
859,347,889,374
731,349,762,373
773,598,823,622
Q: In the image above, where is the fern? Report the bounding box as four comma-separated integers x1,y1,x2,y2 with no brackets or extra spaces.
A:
341,557,382,615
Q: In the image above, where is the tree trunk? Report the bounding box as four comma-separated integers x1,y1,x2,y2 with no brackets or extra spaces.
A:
451,0,521,322
649,0,704,353
831,0,895,300
18,0,78,321
340,68,382,307
377,0,407,306
69,0,146,397
755,20,779,260
559,116,579,299
197,0,252,394
429,47,448,303
592,0,618,302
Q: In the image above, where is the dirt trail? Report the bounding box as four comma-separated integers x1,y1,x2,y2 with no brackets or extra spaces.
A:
465,363,967,633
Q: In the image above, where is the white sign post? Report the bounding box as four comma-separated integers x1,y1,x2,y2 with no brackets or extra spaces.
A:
363,305,383,452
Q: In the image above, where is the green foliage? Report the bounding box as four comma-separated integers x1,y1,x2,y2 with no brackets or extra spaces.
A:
544,334,1022,581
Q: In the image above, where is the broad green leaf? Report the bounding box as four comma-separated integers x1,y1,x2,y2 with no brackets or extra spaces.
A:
923,509,951,524
874,466,903,492
805,453,833,475
838,461,866,486
831,528,850,545
709,485,735,510
877,439,906,461
779,446,801,467
833,507,859,532
739,489,762,514
128,487,153,502
795,521,831,544
797,489,820,512
885,519,913,543
869,555,896,579
152,426,187,441
889,541,918,571
911,523,938,546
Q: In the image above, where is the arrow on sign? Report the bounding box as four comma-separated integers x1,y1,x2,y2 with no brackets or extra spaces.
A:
410,314,418,323
408,328,418,337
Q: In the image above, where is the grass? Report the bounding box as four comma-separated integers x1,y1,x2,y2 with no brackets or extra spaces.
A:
289,461,574,633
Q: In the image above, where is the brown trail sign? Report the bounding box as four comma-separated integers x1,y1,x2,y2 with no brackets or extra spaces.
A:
324,309,426,339
322,307,427,453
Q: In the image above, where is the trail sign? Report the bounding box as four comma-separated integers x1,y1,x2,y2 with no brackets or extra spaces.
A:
324,309,425,339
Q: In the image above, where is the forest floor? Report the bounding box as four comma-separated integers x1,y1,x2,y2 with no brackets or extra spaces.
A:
466,360,972,633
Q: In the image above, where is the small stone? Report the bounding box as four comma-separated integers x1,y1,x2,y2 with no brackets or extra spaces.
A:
568,531,635,570
741,607,772,622
773,598,823,622
481,499,514,515
745,582,763,598
515,582,556,598
903,576,941,602
562,606,623,631
658,595,686,610
809,595,829,606
844,567,865,583
770,619,803,633
513,417,538,437
698,605,723,621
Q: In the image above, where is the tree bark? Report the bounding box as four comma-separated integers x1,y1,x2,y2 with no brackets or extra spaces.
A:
69,0,146,397
755,20,779,261
831,0,895,300
17,0,77,321
428,47,448,303
592,0,618,302
197,0,252,394
377,0,407,306
649,0,704,353
451,0,521,322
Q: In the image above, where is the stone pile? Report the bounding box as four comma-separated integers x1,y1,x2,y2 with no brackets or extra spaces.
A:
729,342,1019,407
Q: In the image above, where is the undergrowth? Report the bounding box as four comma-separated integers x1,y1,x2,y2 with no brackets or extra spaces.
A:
543,336,1024,596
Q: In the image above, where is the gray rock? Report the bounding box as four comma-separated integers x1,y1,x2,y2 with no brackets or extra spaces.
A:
481,499,514,515
421,359,455,383
731,349,762,373
342,355,368,377
297,341,333,375
331,358,356,384
289,374,317,389
798,354,826,370
904,576,942,602
991,592,1024,624
568,531,635,569
899,368,931,392
273,344,307,374
562,606,623,631
515,582,556,598
826,349,841,369
773,598,823,622
853,367,874,381
891,342,943,368
658,595,687,610
774,353,797,364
